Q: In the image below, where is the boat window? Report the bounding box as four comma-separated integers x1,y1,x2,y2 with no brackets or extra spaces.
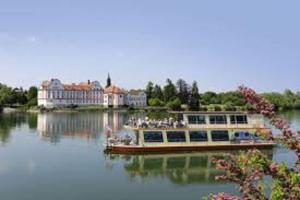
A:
211,130,229,141
166,131,186,142
144,131,164,143
189,131,208,142
209,115,227,124
187,115,206,124
230,115,248,124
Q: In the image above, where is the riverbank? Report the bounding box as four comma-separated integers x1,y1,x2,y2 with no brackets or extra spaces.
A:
3,106,168,113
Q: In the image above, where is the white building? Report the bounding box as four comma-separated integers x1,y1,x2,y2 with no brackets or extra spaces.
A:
38,76,147,108
126,90,147,107
38,79,104,108
103,85,126,108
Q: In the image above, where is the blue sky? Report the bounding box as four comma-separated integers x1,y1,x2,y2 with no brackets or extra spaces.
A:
0,0,299,92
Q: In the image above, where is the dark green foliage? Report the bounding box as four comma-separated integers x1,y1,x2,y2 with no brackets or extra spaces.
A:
219,91,244,106
224,103,237,111
145,81,154,99
163,79,177,102
200,91,221,105
176,79,190,104
0,83,38,108
153,84,164,100
148,98,165,107
166,97,182,111
214,105,222,111
27,86,38,101
188,81,200,110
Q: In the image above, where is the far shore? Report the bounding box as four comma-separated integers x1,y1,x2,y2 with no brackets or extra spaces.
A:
1,105,168,114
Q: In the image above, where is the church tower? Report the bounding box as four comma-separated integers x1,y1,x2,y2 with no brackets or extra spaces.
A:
106,73,111,88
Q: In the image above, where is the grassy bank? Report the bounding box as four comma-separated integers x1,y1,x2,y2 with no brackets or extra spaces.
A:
24,105,169,113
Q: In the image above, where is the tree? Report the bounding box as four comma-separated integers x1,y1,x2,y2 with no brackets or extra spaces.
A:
263,92,290,110
219,91,245,106
188,81,200,110
27,86,38,100
148,98,165,107
166,97,181,111
176,79,190,104
200,91,221,105
211,86,300,200
145,81,154,99
163,79,177,102
152,84,164,100
0,83,12,106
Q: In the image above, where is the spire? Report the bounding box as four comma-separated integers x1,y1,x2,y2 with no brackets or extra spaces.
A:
106,73,111,88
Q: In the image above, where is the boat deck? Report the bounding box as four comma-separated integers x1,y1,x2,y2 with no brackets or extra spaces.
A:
106,142,275,154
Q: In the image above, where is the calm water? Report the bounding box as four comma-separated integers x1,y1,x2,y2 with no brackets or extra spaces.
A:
0,111,298,200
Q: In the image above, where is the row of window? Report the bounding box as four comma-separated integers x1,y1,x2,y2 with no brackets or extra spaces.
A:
188,115,248,125
46,91,103,99
128,96,147,101
143,130,230,143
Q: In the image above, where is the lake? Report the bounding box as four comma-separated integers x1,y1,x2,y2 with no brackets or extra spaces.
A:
0,111,298,200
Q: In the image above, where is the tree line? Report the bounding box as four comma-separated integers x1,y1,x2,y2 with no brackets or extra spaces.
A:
0,83,38,109
145,79,300,111
145,79,200,111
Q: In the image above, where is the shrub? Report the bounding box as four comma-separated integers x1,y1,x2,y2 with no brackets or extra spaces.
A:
148,98,165,107
166,97,182,111
214,105,222,111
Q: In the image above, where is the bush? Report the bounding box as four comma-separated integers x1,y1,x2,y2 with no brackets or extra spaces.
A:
166,97,182,111
148,98,165,107
224,103,237,111
199,106,208,111
26,97,37,108
214,105,222,111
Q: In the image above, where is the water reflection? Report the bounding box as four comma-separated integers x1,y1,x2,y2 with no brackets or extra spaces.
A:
37,111,130,143
0,113,37,143
105,150,274,185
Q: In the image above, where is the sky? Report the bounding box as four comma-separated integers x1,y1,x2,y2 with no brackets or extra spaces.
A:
0,0,299,92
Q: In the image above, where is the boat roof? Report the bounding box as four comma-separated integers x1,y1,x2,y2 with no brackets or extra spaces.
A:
168,111,254,115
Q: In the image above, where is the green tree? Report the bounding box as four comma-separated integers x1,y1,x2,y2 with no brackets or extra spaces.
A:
152,84,164,100
148,98,165,107
200,91,220,105
145,81,154,99
263,92,290,110
188,81,200,110
0,83,13,105
27,86,38,100
219,91,245,106
166,97,181,111
176,79,190,104
163,79,177,102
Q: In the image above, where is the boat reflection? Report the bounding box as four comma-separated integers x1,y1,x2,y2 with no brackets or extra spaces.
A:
105,150,273,185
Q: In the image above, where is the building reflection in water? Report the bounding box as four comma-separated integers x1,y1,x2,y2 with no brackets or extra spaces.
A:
105,150,273,185
37,111,129,143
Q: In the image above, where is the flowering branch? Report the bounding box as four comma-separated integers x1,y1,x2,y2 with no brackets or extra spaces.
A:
210,86,300,200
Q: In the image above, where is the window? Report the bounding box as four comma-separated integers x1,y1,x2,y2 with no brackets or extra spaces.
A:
209,115,227,124
211,130,229,141
167,131,186,142
144,131,163,143
230,115,248,124
189,131,208,142
188,115,206,124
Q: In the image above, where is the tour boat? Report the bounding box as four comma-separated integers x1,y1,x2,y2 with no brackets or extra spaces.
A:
104,111,275,154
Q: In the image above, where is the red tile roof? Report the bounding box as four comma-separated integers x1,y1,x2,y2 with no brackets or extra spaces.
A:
104,85,125,94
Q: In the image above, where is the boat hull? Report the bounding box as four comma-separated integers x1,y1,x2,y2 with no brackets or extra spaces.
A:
105,143,275,154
